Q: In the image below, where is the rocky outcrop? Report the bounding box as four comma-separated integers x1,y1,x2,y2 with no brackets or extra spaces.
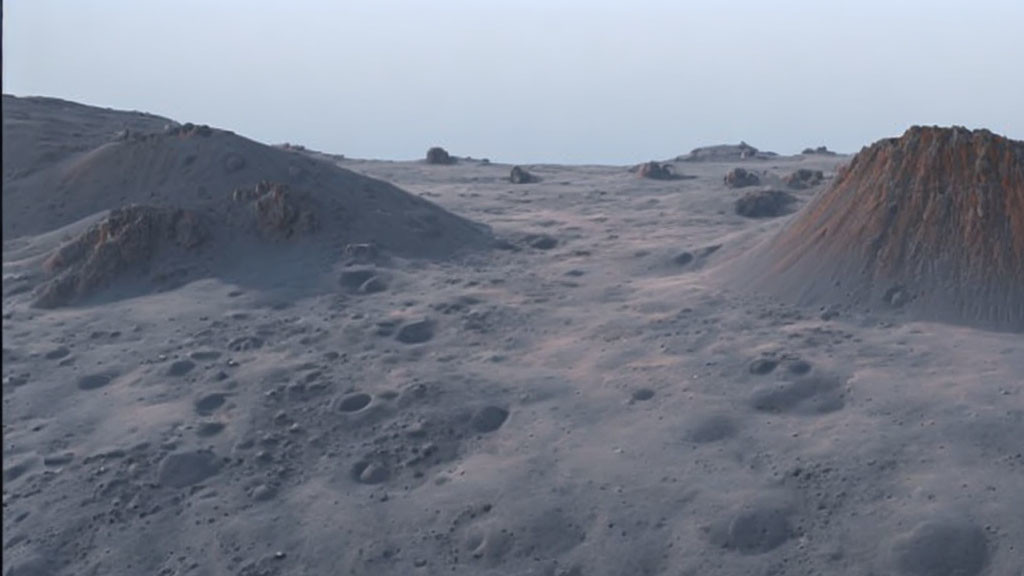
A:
801,146,836,156
34,206,207,308
734,189,797,218
634,161,675,180
510,166,536,184
426,146,455,165
231,180,318,239
724,167,761,188
735,126,1024,331
782,168,824,189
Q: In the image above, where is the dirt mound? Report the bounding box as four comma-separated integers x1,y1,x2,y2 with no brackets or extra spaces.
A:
731,126,1024,331
33,206,207,307
4,97,491,306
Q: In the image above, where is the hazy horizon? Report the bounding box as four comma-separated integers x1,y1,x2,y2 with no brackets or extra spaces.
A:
5,0,1023,165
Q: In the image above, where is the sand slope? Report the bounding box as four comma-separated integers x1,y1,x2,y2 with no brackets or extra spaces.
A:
727,126,1024,332
3,103,1023,576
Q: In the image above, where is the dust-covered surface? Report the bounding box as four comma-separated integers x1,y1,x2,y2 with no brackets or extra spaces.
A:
4,99,1023,576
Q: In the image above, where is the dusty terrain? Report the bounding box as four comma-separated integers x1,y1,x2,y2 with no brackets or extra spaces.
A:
3,97,1023,576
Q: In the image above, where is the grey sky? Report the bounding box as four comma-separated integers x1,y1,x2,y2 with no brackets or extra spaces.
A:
4,0,1023,164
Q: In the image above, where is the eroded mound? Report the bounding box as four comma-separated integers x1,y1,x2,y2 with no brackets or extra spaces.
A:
3,97,491,307
733,126,1024,331
33,206,207,308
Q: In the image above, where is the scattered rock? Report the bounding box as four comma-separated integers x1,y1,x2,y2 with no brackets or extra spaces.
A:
426,147,455,165
734,189,798,218
343,243,380,264
232,180,318,239
634,161,675,180
510,166,536,184
724,168,760,188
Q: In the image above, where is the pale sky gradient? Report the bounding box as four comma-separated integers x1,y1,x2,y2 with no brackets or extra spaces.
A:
4,1,1023,164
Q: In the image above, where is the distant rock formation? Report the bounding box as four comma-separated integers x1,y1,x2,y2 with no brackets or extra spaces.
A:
731,125,1024,331
782,168,824,189
724,167,761,188
734,189,798,218
425,146,456,165
510,166,536,184
633,161,675,180
801,145,837,156
678,141,777,162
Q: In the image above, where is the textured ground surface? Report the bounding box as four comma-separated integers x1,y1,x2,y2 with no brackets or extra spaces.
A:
3,101,1023,576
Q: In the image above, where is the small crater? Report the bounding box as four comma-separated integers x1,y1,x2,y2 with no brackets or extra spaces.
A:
396,319,435,344
167,359,196,377
631,388,655,402
687,414,737,443
471,406,509,433
196,421,226,437
158,450,221,488
673,252,694,266
891,519,988,576
77,372,116,391
338,392,372,413
748,359,778,375
195,392,227,415
751,375,845,415
45,346,71,360
189,350,222,362
527,235,558,250
351,460,390,484
786,360,812,375
228,336,264,352
713,503,792,554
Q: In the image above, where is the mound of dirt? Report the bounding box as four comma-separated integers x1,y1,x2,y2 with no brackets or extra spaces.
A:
631,161,675,180
3,96,491,306
731,126,1024,331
